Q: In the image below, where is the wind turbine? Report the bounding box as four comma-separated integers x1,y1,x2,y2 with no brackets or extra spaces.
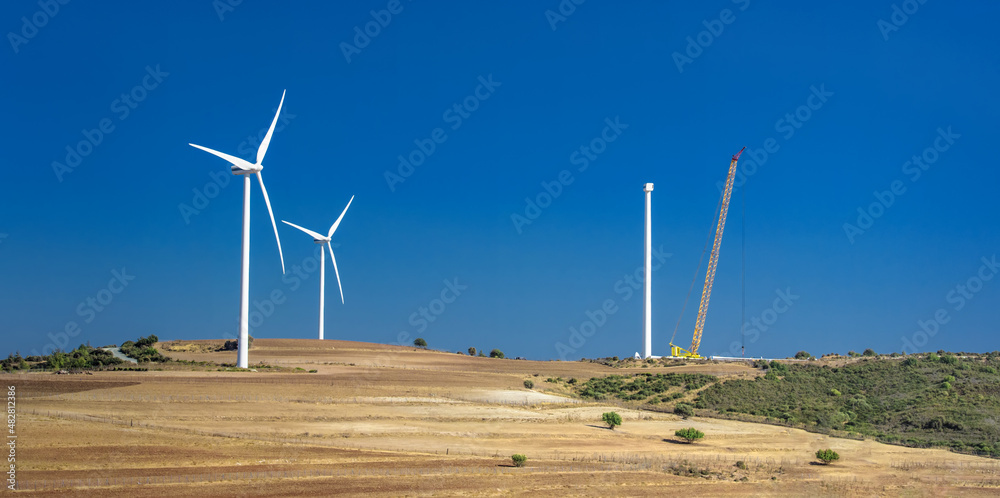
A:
189,90,288,369
282,196,354,340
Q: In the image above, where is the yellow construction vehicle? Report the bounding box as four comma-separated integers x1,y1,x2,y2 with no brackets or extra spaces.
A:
670,147,745,359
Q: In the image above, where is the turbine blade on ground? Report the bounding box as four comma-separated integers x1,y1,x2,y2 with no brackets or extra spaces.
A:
189,143,255,171
281,220,325,241
328,195,355,238
256,172,286,274
328,241,344,304
257,89,286,165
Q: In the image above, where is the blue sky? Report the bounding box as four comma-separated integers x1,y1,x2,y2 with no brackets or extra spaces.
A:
2,1,998,360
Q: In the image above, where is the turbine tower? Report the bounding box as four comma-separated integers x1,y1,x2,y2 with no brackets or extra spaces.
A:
189,90,288,369
282,196,355,340
643,182,653,359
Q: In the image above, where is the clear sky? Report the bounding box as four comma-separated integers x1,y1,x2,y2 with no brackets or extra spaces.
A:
2,1,998,360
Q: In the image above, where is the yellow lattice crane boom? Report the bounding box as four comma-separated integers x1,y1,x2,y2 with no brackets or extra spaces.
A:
671,147,745,359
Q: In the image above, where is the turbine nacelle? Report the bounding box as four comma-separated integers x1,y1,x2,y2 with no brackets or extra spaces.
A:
232,164,263,175
281,195,355,306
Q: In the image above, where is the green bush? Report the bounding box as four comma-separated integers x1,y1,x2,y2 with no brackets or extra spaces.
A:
511,454,527,467
523,380,534,389
815,449,840,464
863,348,876,357
675,427,705,443
674,403,695,419
468,347,476,356
794,351,811,360
490,349,505,359
602,411,622,430
414,338,427,348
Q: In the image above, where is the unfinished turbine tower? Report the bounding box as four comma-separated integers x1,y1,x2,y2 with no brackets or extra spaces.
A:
643,182,654,359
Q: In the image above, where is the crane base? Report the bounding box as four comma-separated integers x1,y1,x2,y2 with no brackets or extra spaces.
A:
669,345,702,359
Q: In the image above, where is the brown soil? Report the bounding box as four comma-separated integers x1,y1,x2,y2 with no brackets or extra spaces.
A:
6,339,999,496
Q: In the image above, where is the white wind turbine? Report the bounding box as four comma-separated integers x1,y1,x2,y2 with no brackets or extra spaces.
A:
282,196,354,340
189,90,288,369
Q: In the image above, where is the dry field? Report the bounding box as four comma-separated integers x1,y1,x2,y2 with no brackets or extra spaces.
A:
6,339,1000,496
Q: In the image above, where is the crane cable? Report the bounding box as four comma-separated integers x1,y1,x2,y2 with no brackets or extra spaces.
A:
740,179,746,357
670,186,726,347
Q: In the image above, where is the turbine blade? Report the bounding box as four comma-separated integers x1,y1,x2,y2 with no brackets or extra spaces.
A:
189,143,254,171
328,195,355,238
281,220,325,241
256,172,285,274
328,241,344,304
257,89,286,165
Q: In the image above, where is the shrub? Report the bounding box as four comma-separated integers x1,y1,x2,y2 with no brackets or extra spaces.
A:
567,378,577,384
828,388,842,397
848,350,860,357
794,351,811,360
674,403,695,419
675,427,705,443
863,348,876,357
524,380,534,389
511,454,527,467
602,411,622,430
468,347,476,356
815,449,840,464
308,369,317,373
414,338,427,348
736,460,748,470
490,349,505,359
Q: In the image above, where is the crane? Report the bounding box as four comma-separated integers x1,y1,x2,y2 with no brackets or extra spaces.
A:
670,147,745,359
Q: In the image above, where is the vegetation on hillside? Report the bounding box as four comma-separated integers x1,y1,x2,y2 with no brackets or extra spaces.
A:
693,354,1000,456
578,372,717,403
675,427,705,443
220,335,253,351
3,344,125,371
815,449,840,464
120,335,169,363
602,411,622,430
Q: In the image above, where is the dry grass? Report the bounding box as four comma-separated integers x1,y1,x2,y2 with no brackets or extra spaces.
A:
6,339,1000,496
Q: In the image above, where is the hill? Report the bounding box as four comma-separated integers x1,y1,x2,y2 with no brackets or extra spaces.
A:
691,353,1000,456
4,339,1000,495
